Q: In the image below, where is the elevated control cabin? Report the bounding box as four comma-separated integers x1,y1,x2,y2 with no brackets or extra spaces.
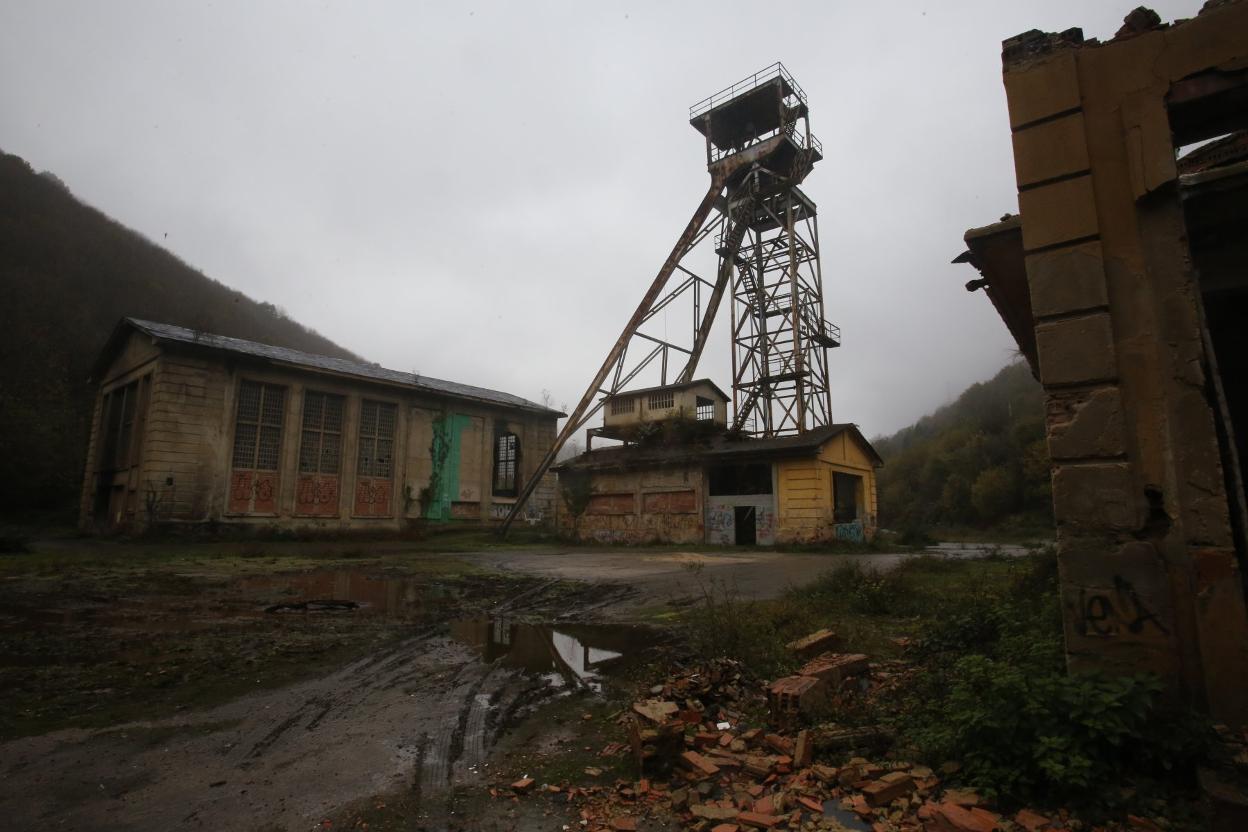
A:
589,380,729,448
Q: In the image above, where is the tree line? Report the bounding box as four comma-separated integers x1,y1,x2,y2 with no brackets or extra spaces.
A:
873,360,1053,533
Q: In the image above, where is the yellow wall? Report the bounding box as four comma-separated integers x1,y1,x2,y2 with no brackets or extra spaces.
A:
775,430,879,544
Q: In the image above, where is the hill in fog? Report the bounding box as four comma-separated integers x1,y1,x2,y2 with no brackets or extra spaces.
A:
0,150,359,513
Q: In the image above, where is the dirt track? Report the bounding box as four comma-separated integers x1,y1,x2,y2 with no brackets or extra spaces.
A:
0,540,1030,831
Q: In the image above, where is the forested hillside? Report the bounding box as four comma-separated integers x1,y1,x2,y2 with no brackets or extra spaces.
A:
0,150,359,514
874,360,1053,533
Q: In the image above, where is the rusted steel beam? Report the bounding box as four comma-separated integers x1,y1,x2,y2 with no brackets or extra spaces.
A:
500,171,731,534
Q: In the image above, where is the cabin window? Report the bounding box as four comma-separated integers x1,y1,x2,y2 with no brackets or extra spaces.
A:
299,391,344,474
609,396,635,416
494,432,519,496
696,396,715,421
648,391,674,410
357,400,397,479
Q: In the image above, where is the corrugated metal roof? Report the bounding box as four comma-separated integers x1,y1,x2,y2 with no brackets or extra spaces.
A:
555,423,882,472
124,318,563,416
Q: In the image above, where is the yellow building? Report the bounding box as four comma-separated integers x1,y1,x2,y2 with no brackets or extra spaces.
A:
555,422,881,546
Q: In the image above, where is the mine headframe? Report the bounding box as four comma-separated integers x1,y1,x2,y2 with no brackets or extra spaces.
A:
502,63,838,533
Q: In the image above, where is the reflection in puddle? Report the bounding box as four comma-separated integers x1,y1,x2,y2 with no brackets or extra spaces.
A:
450,619,637,692
823,800,873,831
238,571,458,618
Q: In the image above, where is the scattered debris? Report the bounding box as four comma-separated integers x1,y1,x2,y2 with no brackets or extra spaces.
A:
492,654,1159,832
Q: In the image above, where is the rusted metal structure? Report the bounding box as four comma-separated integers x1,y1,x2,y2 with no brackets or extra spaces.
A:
503,64,837,533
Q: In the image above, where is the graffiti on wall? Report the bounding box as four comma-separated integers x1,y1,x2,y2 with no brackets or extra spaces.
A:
1076,575,1170,638
755,507,775,545
834,521,865,543
706,506,733,545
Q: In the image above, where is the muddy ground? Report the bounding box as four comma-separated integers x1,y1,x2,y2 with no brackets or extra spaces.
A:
0,534,1031,831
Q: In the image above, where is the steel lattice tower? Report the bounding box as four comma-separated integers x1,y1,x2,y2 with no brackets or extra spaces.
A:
503,63,838,532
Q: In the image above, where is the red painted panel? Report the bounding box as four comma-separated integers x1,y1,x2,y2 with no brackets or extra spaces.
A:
296,474,340,516
229,470,254,514
252,473,279,514
642,490,697,514
587,492,634,515
354,477,393,517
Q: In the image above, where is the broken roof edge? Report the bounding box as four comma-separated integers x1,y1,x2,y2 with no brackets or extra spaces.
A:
93,318,566,418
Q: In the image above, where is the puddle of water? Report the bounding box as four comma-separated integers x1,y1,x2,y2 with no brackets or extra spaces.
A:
822,799,873,831
238,570,454,618
449,618,645,692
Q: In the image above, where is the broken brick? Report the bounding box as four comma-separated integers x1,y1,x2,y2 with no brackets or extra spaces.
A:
763,734,795,756
711,825,741,832
787,628,841,660
510,778,535,793
610,818,637,832
797,796,824,813
692,804,740,821
632,700,678,723
863,771,915,807
681,751,721,777
1014,808,1052,832
766,676,825,717
798,652,869,688
737,810,782,828
942,789,982,807
931,802,1001,832
794,730,813,768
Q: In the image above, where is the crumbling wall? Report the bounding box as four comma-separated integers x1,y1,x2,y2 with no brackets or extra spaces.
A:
1001,4,1248,723
558,466,704,544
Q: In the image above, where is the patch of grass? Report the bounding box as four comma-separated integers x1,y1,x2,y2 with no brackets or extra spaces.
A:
0,533,31,554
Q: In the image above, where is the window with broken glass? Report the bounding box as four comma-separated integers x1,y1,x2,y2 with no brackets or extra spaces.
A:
231,381,286,472
229,380,286,514
299,391,344,475
494,432,519,496
357,399,397,479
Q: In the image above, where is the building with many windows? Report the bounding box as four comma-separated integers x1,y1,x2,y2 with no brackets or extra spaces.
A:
81,318,562,533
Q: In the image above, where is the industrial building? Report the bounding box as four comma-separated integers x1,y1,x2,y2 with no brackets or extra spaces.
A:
81,318,561,532
555,419,880,546
954,2,1248,732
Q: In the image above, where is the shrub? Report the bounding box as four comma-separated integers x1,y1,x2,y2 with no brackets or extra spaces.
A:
901,549,1210,808
911,659,1208,806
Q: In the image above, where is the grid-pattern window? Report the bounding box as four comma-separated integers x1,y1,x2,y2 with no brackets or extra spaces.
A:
357,400,397,478
232,381,286,471
494,433,519,496
609,396,635,416
299,391,344,474
648,391,675,410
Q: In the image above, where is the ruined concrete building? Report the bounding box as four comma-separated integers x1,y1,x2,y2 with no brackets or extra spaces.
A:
956,3,1248,728
555,415,880,546
82,318,561,532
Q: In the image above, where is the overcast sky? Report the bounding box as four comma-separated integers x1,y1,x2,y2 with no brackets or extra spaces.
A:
0,0,1201,439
